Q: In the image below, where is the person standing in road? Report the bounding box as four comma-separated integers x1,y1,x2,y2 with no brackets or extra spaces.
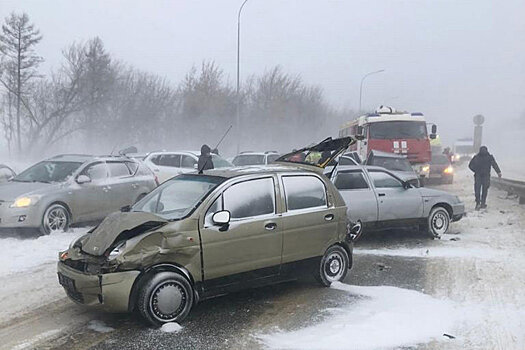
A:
198,144,214,173
468,146,502,210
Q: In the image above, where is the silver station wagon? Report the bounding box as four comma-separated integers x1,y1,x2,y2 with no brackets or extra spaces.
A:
0,155,157,235
330,164,465,239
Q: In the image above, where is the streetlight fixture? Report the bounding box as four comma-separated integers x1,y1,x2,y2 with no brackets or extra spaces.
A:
236,0,250,153
359,69,385,112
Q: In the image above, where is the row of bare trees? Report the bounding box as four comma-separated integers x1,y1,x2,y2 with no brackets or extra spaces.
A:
0,12,352,158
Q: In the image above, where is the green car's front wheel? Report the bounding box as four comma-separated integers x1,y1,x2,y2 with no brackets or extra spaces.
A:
137,271,194,327
315,245,349,287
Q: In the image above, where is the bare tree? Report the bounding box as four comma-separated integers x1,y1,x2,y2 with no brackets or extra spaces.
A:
0,12,43,154
22,43,90,153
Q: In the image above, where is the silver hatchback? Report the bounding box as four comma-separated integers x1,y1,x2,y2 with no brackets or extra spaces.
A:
0,155,157,235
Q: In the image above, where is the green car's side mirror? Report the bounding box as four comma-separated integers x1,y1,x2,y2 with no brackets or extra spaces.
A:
213,210,231,225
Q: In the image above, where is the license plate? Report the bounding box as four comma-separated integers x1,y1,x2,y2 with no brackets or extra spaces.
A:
429,174,441,178
58,272,76,292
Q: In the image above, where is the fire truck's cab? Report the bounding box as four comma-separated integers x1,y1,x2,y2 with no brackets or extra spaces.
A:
339,106,437,182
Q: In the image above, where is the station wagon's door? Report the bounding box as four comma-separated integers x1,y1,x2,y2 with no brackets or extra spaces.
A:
368,170,423,222
332,169,378,224
200,177,282,289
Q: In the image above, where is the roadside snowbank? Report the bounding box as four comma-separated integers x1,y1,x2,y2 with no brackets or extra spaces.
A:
258,282,457,350
0,228,87,277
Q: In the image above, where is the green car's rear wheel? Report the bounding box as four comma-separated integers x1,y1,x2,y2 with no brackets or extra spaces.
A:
138,272,194,326
315,245,349,287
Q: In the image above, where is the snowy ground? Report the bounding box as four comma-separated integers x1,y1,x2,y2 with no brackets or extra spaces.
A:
0,166,524,350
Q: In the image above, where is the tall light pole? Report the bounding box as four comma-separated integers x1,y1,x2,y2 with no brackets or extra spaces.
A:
236,0,249,154
359,69,385,112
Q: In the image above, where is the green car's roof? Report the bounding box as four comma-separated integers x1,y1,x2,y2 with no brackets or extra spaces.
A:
198,164,313,179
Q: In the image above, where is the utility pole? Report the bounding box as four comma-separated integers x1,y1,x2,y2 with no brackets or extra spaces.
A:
236,0,249,154
359,69,385,112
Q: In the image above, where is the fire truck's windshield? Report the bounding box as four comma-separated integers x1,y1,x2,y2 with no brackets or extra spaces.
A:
369,121,427,139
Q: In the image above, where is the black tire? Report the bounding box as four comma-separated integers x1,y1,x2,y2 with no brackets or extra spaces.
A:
426,206,450,238
137,272,194,327
40,203,70,235
315,245,350,287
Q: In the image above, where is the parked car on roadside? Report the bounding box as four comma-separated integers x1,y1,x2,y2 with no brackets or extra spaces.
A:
0,164,16,183
143,151,233,183
428,154,454,184
330,164,464,240
231,151,281,166
0,155,157,235
365,150,420,187
57,137,355,326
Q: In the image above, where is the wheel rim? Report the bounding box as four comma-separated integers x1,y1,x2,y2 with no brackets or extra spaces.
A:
45,206,68,233
149,280,187,323
431,211,449,235
349,221,363,241
324,252,346,283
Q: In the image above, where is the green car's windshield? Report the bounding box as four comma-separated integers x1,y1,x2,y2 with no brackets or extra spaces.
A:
14,161,83,183
133,174,225,220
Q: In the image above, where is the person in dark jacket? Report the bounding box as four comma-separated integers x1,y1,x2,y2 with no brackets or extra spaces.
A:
198,144,214,174
468,146,502,210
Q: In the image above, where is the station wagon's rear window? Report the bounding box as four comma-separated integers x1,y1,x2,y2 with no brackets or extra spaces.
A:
334,171,369,190
283,175,327,210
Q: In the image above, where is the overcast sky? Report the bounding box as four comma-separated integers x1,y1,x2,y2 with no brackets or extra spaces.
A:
1,0,524,150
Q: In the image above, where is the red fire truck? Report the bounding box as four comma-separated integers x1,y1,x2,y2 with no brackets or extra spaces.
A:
339,106,437,181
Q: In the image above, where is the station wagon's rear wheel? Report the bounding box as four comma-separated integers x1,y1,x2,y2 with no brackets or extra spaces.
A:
138,272,194,327
315,245,349,287
40,203,70,235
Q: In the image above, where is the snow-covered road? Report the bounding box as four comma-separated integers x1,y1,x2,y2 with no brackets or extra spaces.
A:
1,166,524,350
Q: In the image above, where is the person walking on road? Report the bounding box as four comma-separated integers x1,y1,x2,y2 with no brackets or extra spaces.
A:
468,146,502,210
198,144,214,174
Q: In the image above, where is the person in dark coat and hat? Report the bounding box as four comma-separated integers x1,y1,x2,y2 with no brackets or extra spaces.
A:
468,146,502,210
198,144,214,173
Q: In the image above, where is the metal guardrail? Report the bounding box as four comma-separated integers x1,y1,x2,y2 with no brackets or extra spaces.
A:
492,177,525,204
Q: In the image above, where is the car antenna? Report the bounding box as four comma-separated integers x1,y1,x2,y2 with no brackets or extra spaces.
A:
214,125,233,152
110,141,120,156
199,125,233,174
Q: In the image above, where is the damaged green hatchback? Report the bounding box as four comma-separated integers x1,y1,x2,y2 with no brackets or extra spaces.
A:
57,137,355,326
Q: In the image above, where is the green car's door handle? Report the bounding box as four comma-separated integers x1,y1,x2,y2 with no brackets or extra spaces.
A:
324,214,334,221
265,223,277,231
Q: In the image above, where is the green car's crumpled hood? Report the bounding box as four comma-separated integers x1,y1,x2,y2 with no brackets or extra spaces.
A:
80,211,168,256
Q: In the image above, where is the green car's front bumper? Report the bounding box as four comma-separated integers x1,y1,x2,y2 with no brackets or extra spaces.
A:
57,261,139,313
